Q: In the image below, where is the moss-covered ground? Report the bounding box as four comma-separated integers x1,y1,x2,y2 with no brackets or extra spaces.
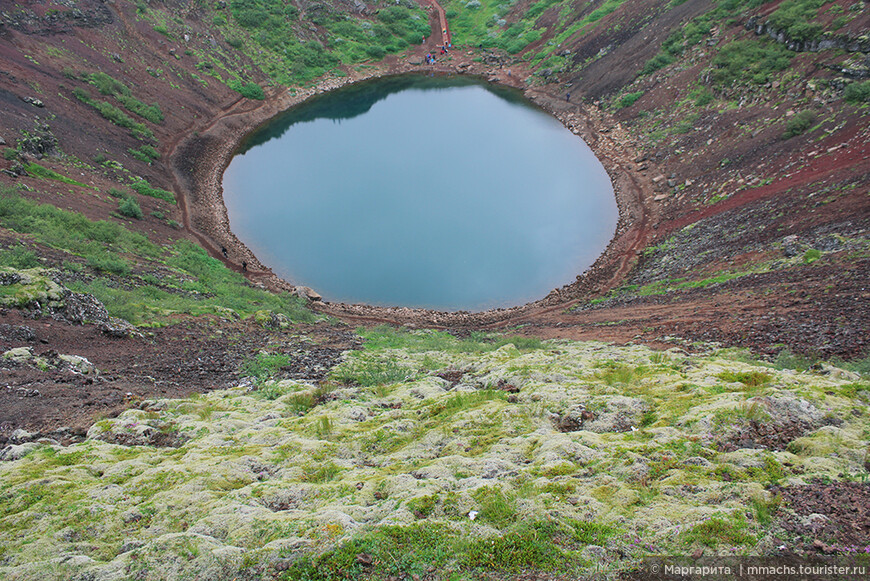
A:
1,330,867,580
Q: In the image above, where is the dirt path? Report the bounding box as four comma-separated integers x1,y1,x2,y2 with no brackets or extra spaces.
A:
419,0,451,46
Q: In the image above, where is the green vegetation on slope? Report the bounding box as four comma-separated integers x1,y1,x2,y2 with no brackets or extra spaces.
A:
0,185,316,326
72,88,155,142
86,72,165,124
22,163,91,189
215,0,430,85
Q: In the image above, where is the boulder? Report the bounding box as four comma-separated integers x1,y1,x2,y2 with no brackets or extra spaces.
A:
293,286,322,301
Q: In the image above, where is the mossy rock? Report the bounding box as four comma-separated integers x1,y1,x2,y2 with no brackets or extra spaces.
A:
0,267,65,309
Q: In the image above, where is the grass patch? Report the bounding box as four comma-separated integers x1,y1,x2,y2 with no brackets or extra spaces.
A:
0,245,40,269
717,370,772,387
88,71,164,123
596,363,639,386
844,80,870,104
72,88,154,141
426,391,507,419
767,0,826,43
282,523,458,580
711,39,793,88
0,185,160,261
23,163,89,188
283,520,585,580
70,240,318,325
359,325,544,354
615,91,643,109
330,357,416,387
299,462,341,483
241,352,291,387
129,178,175,203
0,189,317,324
470,485,517,527
227,79,265,100
462,524,570,571
681,515,756,547
128,145,161,163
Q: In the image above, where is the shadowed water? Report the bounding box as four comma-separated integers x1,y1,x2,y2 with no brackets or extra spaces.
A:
223,76,616,311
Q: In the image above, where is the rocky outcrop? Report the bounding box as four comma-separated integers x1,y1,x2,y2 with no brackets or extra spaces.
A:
0,267,137,337
0,1,113,35
747,16,870,55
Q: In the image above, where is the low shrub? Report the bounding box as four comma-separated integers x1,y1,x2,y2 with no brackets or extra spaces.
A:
782,110,816,139
87,253,131,276
843,80,870,104
616,91,643,109
711,40,793,87
118,197,143,219
227,79,265,100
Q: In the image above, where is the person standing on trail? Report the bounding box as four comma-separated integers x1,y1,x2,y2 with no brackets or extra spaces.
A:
221,245,228,258
566,93,571,102
242,261,247,272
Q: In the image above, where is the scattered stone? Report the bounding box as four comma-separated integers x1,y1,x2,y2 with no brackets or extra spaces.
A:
22,96,44,107
782,235,802,257
681,456,713,468
9,428,35,444
3,346,35,364
0,323,37,342
0,442,39,461
58,353,95,374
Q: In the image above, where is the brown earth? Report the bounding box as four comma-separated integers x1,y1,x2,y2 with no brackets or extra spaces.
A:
0,0,868,445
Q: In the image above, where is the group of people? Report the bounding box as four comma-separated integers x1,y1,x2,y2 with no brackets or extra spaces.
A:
424,41,451,64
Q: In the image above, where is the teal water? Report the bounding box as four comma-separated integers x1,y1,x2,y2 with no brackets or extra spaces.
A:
223,76,616,311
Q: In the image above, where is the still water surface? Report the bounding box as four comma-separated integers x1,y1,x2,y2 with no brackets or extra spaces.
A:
223,76,616,310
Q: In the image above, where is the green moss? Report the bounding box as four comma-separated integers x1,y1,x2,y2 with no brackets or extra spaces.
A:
803,248,822,263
